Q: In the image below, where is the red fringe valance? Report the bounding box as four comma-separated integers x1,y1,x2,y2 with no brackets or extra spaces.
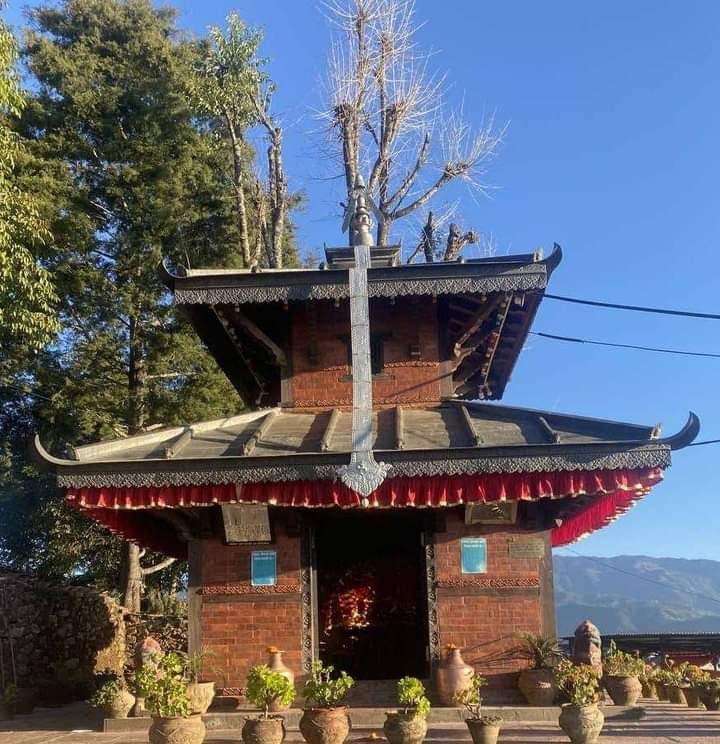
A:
66,467,663,556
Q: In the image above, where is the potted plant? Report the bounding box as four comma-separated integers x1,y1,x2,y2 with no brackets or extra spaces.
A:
603,642,644,706
654,669,671,700
639,663,657,699
0,685,17,721
516,633,561,706
136,651,205,744
299,661,354,744
664,663,687,705
89,675,135,719
696,678,720,711
383,677,431,744
681,665,707,708
554,659,603,744
454,672,502,744
242,664,295,744
186,650,216,714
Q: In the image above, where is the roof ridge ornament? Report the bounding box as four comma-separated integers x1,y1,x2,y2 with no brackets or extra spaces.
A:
337,175,390,504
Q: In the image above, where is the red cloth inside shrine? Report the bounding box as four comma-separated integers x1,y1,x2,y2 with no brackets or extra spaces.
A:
66,467,662,558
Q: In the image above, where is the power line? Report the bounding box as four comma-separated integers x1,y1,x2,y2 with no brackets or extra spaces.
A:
531,331,720,359
559,548,720,608
544,293,720,320
688,439,720,448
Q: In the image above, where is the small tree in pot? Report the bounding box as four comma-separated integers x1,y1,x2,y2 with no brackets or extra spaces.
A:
454,672,502,744
242,665,295,744
554,659,603,744
90,675,135,719
681,664,706,708
663,661,687,705
603,642,644,706
695,678,720,711
186,650,216,715
299,661,354,744
639,663,658,699
383,677,431,744
516,633,561,706
136,652,205,744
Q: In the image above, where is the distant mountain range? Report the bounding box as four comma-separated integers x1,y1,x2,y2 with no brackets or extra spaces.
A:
553,555,720,636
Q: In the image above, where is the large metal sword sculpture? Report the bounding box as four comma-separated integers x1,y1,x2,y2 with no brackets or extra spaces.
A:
337,176,391,505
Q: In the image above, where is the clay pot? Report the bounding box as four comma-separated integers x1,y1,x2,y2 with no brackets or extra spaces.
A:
242,716,286,744
684,687,702,709
299,707,351,744
465,718,502,744
558,703,604,744
656,683,669,701
435,647,473,705
383,711,428,744
148,714,206,744
518,668,557,706
605,676,642,706
187,681,215,714
698,686,720,711
104,688,135,719
268,649,294,712
667,685,687,705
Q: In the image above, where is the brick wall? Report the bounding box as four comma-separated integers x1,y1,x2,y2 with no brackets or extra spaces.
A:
190,518,304,692
287,296,443,407
433,511,553,702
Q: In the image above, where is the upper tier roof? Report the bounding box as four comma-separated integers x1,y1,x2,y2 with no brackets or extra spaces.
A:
159,246,563,405
34,401,699,489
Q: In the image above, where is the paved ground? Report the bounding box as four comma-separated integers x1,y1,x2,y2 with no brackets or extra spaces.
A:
0,701,718,743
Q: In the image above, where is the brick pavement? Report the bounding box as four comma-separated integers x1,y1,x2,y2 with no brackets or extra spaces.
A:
0,701,718,744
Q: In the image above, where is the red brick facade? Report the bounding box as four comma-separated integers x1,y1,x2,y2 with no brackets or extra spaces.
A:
287,297,443,407
190,519,304,691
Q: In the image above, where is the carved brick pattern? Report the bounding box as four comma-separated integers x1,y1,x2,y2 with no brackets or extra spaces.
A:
436,576,541,589
300,525,314,673
200,583,301,596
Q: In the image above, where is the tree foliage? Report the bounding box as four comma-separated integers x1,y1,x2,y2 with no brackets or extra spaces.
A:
0,0,297,607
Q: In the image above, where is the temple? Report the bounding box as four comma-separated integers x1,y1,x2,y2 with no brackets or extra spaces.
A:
34,201,699,701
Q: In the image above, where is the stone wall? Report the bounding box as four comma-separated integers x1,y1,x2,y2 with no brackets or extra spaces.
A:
123,611,187,667
0,572,123,694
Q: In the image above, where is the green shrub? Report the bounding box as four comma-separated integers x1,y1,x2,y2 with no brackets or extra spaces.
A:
453,672,487,719
136,652,190,719
603,642,644,678
246,665,295,718
397,677,430,718
516,633,561,670
89,677,126,709
553,659,600,706
303,661,354,708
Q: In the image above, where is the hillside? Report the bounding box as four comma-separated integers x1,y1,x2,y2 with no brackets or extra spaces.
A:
553,555,720,636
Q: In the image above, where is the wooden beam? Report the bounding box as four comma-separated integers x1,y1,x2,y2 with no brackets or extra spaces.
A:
395,406,405,449
538,415,562,444
233,308,287,366
458,404,483,447
320,409,341,452
163,427,193,459
453,296,503,357
243,410,279,456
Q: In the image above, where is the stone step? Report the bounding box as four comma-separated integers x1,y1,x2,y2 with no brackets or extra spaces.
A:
103,704,645,733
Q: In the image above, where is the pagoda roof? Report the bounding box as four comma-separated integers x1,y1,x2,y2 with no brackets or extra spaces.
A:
159,246,562,404
34,402,698,490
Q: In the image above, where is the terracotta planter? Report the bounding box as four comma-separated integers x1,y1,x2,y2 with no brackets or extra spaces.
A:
436,647,473,706
104,688,135,719
465,718,501,744
267,649,294,712
383,711,427,744
242,716,286,744
698,686,720,711
605,676,642,706
667,685,687,705
299,707,350,744
148,714,206,744
518,668,557,706
684,687,702,709
656,683,669,701
187,681,215,714
558,703,604,744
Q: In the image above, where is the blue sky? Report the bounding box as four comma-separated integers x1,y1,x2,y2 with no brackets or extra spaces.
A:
7,1,720,559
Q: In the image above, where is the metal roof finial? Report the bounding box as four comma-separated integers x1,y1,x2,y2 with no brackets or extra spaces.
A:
342,174,381,248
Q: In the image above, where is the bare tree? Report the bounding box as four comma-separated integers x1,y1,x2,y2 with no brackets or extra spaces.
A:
321,0,505,254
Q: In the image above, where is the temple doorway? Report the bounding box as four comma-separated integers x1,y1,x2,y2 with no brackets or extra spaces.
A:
313,509,429,680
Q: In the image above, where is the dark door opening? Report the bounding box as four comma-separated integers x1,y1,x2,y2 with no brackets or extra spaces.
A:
314,509,429,680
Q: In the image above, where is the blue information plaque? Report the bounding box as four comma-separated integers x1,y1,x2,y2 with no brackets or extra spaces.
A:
460,537,487,574
251,550,277,586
